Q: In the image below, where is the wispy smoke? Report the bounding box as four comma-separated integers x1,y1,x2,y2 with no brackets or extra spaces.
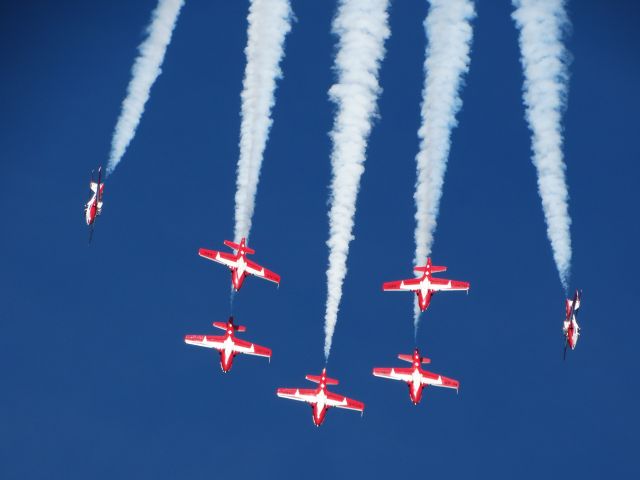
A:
106,0,184,176
413,0,475,328
324,0,390,360
512,0,572,291
234,0,293,242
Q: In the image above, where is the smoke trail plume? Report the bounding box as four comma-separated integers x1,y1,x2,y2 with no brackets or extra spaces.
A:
106,0,184,176
233,0,293,242
324,0,390,360
512,0,572,291
413,0,475,328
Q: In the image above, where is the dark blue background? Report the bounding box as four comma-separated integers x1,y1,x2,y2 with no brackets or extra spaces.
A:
1,1,638,478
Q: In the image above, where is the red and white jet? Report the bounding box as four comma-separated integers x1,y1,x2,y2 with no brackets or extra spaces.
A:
276,369,365,426
84,167,104,240
563,290,581,359
184,317,271,372
373,348,459,404
382,258,470,311
199,238,280,291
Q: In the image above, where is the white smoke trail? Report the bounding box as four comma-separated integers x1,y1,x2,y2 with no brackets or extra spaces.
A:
413,0,476,328
512,0,572,291
233,0,293,242
106,0,184,176
324,0,390,360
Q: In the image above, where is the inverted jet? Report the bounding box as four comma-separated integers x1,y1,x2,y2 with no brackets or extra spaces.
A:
563,290,582,359
84,167,104,241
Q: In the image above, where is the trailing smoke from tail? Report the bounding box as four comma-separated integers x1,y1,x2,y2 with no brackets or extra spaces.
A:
324,0,390,360
512,0,572,292
234,0,293,242
413,0,475,330
106,0,184,176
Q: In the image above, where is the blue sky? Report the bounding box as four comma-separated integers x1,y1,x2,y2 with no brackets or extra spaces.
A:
1,1,639,478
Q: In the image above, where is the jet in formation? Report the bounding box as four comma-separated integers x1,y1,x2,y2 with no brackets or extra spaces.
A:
383,257,470,311
373,348,459,404
277,369,365,426
184,316,271,372
563,290,582,359
199,238,280,291
84,166,104,241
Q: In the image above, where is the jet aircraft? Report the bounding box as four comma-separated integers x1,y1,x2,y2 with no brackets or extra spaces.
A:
563,290,582,359
277,369,364,426
373,348,459,404
184,317,271,372
382,258,469,311
84,167,104,241
199,238,280,291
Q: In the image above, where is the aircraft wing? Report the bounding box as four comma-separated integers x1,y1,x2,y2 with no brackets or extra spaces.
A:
419,370,459,390
372,367,414,382
231,337,272,359
383,278,421,292
325,391,365,413
199,249,238,268
245,259,280,284
277,388,318,403
184,334,226,350
429,277,470,292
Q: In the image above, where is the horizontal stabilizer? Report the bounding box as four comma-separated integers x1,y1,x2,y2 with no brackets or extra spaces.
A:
306,374,339,385
414,265,447,274
224,239,255,255
398,353,431,364
212,321,246,332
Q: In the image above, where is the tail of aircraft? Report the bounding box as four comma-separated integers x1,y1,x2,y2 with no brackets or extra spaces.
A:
89,167,104,195
574,290,581,311
566,290,582,318
224,238,255,255
414,258,447,274
398,353,431,364
306,372,339,385
96,166,103,202
212,317,246,333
